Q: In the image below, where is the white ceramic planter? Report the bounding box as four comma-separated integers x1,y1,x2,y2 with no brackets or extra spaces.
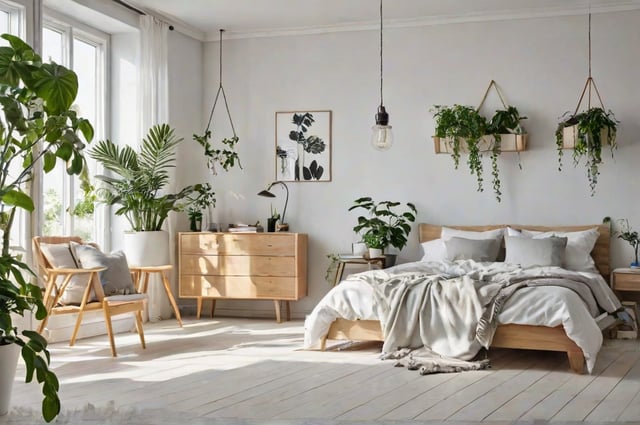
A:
368,248,383,259
122,231,171,321
0,343,20,416
122,231,170,267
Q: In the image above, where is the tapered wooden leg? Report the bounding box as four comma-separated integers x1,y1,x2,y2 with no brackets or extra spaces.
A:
274,300,281,323
285,301,291,321
196,297,202,319
135,310,146,349
210,299,216,318
103,303,117,357
70,275,94,346
567,350,585,374
161,271,183,327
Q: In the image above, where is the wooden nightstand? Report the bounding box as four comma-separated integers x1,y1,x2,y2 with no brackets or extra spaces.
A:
611,268,640,299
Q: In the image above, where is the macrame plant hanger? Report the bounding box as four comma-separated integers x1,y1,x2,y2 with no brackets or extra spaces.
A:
198,29,240,175
476,79,509,113
573,12,607,114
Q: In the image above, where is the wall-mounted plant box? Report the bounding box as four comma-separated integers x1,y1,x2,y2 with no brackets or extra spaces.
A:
433,134,527,154
559,125,613,149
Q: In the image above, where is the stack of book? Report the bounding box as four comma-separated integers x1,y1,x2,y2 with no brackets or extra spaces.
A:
227,225,259,233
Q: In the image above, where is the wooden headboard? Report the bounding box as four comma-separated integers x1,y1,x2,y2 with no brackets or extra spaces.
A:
418,223,610,279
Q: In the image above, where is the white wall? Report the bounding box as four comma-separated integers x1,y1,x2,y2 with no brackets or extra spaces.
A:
183,10,640,319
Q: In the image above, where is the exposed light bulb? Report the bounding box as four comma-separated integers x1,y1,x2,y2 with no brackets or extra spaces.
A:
371,105,393,150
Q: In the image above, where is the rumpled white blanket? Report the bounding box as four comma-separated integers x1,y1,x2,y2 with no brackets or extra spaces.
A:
304,260,621,373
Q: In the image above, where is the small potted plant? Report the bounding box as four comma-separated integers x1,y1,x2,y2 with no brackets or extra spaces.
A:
556,107,618,195
606,218,639,268
267,205,280,233
186,183,216,232
349,197,417,266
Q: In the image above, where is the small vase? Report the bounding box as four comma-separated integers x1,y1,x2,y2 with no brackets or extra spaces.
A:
631,261,640,269
189,217,201,232
267,218,277,232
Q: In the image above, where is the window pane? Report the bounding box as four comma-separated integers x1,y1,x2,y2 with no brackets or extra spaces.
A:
0,11,9,38
42,27,63,63
42,164,65,237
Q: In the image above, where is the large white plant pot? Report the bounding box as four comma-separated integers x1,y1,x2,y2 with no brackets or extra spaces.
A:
123,231,171,321
0,343,20,416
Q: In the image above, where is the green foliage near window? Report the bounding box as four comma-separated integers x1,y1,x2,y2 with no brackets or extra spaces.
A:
349,197,417,253
0,33,94,422
556,107,618,196
88,124,199,232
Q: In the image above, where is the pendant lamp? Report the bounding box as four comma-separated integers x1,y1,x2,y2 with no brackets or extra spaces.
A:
371,0,393,150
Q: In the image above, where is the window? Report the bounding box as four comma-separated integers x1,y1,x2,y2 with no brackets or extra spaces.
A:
41,18,107,245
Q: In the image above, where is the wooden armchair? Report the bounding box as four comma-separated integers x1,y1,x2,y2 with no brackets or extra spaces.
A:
32,236,147,357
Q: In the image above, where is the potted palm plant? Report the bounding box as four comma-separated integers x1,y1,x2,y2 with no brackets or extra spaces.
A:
349,197,417,266
0,34,94,421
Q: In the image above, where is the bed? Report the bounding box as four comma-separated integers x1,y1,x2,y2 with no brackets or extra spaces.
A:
304,223,621,374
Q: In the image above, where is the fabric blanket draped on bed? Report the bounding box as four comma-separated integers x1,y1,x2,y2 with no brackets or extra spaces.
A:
344,261,620,369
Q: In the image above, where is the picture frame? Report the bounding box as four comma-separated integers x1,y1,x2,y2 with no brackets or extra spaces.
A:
275,110,332,182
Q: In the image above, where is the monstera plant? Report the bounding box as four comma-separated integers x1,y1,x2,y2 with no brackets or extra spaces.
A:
0,33,94,422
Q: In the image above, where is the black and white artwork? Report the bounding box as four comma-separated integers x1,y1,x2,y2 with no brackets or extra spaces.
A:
275,110,331,182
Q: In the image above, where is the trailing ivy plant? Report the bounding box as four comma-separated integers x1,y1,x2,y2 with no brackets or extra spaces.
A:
555,107,618,196
433,104,488,193
486,106,527,201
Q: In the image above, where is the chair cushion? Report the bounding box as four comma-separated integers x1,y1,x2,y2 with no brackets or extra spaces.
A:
71,242,138,296
39,242,91,305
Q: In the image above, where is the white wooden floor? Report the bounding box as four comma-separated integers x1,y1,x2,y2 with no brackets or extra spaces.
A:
8,317,640,423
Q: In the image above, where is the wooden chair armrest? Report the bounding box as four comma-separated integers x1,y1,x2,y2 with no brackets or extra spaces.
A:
47,267,106,275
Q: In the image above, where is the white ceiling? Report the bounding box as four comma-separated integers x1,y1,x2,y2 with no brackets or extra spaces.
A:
126,0,640,41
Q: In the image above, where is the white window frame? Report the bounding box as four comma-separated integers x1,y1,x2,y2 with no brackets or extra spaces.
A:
41,9,110,247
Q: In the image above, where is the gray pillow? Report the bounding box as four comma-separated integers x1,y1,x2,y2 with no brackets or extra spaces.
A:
504,236,568,268
71,242,137,296
444,237,501,262
39,243,90,305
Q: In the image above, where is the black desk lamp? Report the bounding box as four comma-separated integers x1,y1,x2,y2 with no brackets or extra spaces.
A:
257,181,289,230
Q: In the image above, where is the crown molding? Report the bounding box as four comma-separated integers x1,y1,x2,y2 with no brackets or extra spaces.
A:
204,1,640,42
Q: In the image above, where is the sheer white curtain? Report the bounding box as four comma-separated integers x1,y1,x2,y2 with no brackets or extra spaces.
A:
138,15,172,321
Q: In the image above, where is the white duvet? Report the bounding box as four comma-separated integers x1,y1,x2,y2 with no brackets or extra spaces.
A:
303,260,620,373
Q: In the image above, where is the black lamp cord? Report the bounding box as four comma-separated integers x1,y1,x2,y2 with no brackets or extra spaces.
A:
379,0,383,108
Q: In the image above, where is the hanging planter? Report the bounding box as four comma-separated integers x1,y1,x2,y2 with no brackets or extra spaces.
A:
555,14,618,196
193,29,242,176
432,80,527,202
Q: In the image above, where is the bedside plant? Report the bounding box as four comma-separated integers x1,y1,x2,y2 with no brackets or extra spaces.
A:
556,107,618,196
605,217,639,268
349,197,417,255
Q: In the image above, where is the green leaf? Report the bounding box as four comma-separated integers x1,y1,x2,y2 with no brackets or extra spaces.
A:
43,152,56,173
31,62,78,114
2,189,34,211
77,118,94,142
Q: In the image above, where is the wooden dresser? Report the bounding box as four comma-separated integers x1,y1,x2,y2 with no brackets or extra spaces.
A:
178,232,307,322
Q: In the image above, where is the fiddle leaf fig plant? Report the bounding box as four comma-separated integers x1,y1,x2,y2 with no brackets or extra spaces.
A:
0,33,94,422
556,107,618,196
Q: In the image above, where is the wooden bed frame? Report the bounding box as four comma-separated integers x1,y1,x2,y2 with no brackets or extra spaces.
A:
320,223,611,374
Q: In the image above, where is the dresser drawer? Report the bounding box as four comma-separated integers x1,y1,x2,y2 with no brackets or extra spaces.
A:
180,233,295,256
180,255,295,277
180,275,297,299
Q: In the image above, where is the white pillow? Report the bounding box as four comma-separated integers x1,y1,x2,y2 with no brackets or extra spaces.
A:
513,227,600,272
441,226,504,242
504,236,568,268
506,227,522,237
39,243,88,305
444,237,501,262
420,239,447,262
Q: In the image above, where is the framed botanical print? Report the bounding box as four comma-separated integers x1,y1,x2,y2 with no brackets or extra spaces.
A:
275,110,332,182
